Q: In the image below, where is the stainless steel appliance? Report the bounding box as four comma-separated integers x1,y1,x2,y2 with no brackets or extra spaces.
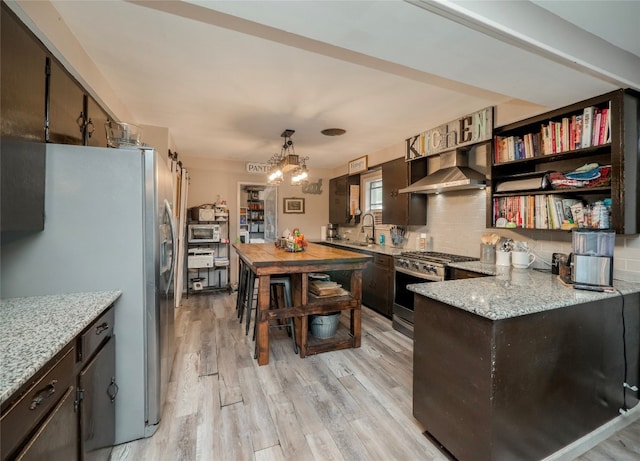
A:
393,251,478,337
327,223,339,239
187,223,221,243
1,144,177,444
571,229,615,287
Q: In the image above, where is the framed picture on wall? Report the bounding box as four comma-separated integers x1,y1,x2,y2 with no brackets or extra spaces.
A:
348,155,368,175
283,197,305,214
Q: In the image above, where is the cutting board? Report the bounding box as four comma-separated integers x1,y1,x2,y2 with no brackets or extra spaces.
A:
309,280,343,296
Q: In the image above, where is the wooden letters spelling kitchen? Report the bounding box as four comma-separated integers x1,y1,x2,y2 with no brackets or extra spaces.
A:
406,106,493,160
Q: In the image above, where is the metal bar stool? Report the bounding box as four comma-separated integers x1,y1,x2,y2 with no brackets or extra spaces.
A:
235,259,247,317
238,262,257,326
250,276,298,355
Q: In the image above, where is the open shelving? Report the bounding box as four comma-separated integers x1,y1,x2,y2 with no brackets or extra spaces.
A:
487,89,639,234
186,207,231,296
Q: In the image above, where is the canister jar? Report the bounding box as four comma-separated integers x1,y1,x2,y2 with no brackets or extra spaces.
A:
480,244,496,264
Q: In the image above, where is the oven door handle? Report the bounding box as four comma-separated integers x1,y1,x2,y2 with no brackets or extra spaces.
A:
395,266,443,282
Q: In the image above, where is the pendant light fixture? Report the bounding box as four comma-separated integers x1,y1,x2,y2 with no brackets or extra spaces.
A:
267,129,309,186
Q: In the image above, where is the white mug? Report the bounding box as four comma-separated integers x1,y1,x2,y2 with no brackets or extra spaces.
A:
512,250,536,268
496,250,511,267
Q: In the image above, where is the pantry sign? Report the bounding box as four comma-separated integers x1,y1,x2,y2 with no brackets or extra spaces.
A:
405,106,493,160
246,162,270,174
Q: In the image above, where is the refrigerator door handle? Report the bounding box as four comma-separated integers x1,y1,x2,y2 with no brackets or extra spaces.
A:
163,200,177,292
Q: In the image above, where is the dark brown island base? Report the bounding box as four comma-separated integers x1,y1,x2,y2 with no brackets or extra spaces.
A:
410,269,640,461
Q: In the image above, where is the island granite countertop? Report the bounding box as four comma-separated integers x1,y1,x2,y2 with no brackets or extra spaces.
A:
408,265,640,320
0,291,121,405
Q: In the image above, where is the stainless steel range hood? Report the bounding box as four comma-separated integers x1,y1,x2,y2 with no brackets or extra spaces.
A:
399,149,486,194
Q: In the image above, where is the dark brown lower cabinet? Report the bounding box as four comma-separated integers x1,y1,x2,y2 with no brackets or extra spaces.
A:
78,335,116,461
0,306,116,461
362,253,393,318
15,385,78,461
448,267,489,280
1,348,77,461
321,243,393,318
413,293,640,461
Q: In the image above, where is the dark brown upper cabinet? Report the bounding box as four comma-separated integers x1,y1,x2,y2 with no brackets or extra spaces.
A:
382,156,427,225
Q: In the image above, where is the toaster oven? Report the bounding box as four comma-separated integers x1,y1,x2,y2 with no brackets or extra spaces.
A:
188,224,220,243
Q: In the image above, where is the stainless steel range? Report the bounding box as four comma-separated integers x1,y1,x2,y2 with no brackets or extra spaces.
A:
393,251,478,337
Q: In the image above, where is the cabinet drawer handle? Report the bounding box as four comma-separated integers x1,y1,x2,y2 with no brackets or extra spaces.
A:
95,322,110,335
29,380,57,410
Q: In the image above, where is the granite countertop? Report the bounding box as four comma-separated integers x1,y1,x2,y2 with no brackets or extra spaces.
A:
0,291,121,405
408,265,640,321
314,239,403,256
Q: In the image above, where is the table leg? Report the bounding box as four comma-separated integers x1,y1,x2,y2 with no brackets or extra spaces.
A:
350,269,362,349
299,316,308,358
256,274,271,365
291,273,307,358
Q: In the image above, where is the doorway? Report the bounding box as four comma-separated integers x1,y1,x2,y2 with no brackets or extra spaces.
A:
237,182,278,243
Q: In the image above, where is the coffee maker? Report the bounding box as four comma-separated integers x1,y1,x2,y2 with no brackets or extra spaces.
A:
327,223,339,240
571,229,614,287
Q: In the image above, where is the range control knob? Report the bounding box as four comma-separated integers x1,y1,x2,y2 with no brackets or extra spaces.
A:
425,264,437,273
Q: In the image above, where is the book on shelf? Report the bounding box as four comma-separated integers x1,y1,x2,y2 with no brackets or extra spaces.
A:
546,195,560,230
592,110,602,146
493,194,594,230
495,175,549,192
507,136,516,161
574,114,583,150
582,106,594,148
562,198,580,221
598,107,609,145
570,202,584,224
569,116,575,150
605,101,612,143
541,124,552,155
562,117,570,152
554,122,562,153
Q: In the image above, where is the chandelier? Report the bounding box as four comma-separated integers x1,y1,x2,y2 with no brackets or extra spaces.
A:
267,129,309,186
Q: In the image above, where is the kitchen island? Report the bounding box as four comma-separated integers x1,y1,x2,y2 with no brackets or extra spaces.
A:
409,269,640,461
233,242,371,365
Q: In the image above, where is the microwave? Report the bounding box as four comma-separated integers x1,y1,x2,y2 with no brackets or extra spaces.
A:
188,224,220,243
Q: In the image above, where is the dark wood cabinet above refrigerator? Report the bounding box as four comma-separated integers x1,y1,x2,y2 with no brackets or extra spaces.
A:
0,3,114,237
48,59,85,145
0,2,47,143
1,3,111,148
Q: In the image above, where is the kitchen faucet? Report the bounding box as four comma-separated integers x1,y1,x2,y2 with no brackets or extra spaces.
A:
361,213,375,244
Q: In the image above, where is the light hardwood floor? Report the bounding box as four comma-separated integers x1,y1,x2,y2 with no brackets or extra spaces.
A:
110,293,640,461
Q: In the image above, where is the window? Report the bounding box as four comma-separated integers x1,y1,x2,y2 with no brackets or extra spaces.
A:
362,171,383,225
368,179,382,211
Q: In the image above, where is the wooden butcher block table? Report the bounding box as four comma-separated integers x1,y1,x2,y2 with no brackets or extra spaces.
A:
233,242,371,365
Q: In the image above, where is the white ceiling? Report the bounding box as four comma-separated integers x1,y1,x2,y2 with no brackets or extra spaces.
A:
10,0,640,169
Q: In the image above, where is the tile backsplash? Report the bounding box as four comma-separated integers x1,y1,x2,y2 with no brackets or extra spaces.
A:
401,189,640,283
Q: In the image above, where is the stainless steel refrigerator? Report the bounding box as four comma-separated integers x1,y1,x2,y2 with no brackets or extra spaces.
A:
1,143,176,444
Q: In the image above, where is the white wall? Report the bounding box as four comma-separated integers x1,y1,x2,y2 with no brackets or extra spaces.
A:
181,155,332,284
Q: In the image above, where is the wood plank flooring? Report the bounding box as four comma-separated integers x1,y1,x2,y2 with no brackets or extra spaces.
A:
111,293,640,461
